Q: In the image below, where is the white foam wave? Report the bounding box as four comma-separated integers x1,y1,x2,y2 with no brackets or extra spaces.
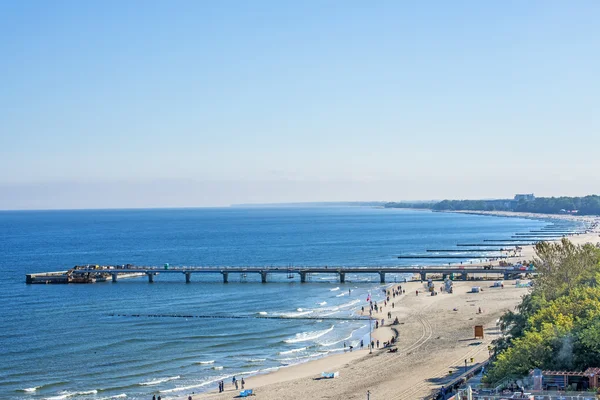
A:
278,310,312,317
196,360,215,365
284,325,334,343
317,301,327,306
338,299,361,308
45,390,98,400
246,358,266,362
330,287,340,291
278,346,307,355
21,387,40,393
279,352,325,362
319,311,340,317
139,376,180,386
212,366,224,370
336,292,346,297
257,311,268,315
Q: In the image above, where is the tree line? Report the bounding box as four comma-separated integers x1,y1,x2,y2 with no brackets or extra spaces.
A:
484,239,600,384
384,195,600,215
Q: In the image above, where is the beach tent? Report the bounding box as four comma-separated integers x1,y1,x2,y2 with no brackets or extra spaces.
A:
493,281,504,287
471,287,481,293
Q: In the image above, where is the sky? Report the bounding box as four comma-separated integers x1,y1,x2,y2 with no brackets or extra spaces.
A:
1,1,599,209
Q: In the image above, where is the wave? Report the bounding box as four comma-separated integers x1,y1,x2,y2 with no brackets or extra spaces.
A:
19,386,40,393
330,287,340,291
44,390,98,400
277,310,312,318
195,360,215,365
246,358,266,362
318,326,366,346
278,347,307,355
338,299,361,308
279,352,325,362
319,311,340,317
139,376,180,386
212,366,224,370
257,311,268,315
284,325,334,343
99,395,127,400
317,301,327,306
335,292,346,297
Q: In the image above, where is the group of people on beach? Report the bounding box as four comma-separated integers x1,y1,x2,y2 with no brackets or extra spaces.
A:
218,376,245,392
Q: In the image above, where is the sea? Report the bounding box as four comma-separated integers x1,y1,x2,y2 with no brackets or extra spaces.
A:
0,207,569,399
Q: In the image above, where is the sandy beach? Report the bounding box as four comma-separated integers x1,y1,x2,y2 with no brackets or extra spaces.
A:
185,212,600,400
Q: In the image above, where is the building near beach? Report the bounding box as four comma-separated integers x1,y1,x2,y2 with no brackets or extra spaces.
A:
514,194,535,202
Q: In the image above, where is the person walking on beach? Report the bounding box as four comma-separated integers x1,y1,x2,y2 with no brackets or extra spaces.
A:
153,396,156,400
241,378,245,389
157,396,161,400
233,376,238,389
360,339,364,349
376,339,380,348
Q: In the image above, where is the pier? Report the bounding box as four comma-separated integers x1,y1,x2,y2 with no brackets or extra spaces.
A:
26,265,525,285
426,249,507,252
397,255,507,259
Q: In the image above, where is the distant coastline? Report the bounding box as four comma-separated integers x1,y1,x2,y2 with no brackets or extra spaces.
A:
230,201,388,208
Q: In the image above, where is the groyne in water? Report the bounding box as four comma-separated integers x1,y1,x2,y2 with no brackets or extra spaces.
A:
109,313,371,321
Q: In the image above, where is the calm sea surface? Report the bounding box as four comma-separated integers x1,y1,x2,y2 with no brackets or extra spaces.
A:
0,207,556,399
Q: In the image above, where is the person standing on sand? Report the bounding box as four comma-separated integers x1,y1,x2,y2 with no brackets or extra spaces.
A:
153,396,156,400
233,376,238,389
241,377,245,389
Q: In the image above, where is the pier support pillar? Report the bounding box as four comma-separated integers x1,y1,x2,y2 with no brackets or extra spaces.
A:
379,272,386,284
420,272,427,282
147,273,154,283
261,271,268,283
504,272,510,281
185,272,191,283
339,272,345,283
111,273,118,283
462,272,468,281
442,274,449,281
222,272,229,283
299,272,306,283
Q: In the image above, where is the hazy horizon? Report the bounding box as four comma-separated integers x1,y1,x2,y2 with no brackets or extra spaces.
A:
2,1,599,210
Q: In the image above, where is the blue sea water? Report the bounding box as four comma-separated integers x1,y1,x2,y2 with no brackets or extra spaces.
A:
0,207,557,399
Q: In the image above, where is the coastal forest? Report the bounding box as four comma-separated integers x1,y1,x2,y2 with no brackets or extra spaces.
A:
385,195,600,215
484,239,600,383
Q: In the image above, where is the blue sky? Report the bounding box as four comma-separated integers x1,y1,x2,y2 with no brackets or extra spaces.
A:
1,1,599,209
